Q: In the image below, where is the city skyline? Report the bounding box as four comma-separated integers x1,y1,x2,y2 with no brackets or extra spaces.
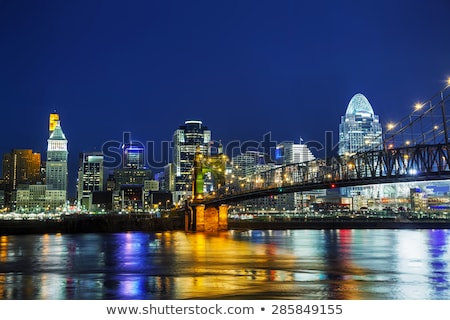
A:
2,1,450,197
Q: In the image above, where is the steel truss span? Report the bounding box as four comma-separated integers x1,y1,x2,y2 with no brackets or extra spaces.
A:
202,81,450,206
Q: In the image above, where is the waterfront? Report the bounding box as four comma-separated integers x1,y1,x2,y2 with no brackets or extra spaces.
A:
0,229,449,299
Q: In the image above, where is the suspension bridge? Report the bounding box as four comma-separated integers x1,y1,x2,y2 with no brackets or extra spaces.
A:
184,80,450,231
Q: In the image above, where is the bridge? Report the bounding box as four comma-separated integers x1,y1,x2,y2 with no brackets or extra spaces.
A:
184,80,450,231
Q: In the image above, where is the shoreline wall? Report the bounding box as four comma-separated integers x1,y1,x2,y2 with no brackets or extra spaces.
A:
1,215,450,235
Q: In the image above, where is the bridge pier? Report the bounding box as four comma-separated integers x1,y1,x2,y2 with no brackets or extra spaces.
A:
185,204,228,232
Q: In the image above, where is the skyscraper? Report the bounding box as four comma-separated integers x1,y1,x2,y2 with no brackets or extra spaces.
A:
338,93,383,156
173,120,211,203
2,149,42,190
77,152,104,209
338,93,383,199
231,151,266,179
276,141,315,165
46,119,68,206
1,149,42,207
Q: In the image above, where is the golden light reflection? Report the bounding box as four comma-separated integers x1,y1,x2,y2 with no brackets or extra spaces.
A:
0,274,4,298
0,236,8,262
158,231,298,299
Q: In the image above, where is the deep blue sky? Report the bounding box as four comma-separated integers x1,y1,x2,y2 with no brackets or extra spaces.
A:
2,0,450,195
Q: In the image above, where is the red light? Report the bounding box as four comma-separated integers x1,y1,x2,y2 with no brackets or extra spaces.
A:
331,184,336,188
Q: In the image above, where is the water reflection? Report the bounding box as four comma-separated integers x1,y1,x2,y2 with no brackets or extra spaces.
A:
428,229,449,298
0,229,449,299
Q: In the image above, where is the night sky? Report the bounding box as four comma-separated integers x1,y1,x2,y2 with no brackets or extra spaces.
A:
1,0,450,197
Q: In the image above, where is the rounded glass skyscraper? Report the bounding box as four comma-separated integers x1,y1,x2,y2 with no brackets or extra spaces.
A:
338,93,383,156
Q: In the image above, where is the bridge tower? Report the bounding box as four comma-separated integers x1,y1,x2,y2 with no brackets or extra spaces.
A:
186,145,228,232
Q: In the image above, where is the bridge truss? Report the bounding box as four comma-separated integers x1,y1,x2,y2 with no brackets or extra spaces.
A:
204,80,450,205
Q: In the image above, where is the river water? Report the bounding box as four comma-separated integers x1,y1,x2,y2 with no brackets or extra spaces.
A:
0,229,449,300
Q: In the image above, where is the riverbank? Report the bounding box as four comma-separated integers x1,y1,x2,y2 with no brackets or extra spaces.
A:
0,214,185,235
228,218,450,230
2,214,450,235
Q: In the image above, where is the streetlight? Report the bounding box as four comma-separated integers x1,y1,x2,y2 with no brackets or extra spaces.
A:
386,122,396,131
414,102,423,111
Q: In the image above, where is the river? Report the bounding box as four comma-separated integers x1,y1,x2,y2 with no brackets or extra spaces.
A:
0,229,449,299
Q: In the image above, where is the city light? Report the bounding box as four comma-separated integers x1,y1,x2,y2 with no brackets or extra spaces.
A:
386,122,396,130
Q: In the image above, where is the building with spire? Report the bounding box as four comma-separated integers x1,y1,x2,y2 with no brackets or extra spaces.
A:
14,114,68,212
45,118,68,208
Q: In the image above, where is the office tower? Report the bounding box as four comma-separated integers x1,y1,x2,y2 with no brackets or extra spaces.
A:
160,163,175,192
77,152,104,209
173,120,211,203
276,141,315,165
1,149,42,207
2,149,42,190
273,141,318,211
338,93,383,156
45,120,68,205
113,168,152,187
338,93,383,200
231,151,266,179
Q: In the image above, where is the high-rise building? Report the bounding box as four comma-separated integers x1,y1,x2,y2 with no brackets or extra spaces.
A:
231,151,266,179
274,141,319,211
159,163,175,192
338,93,383,156
45,119,68,206
173,120,211,203
276,141,315,165
1,149,42,207
338,93,383,199
77,152,104,209
2,149,42,190
113,168,152,188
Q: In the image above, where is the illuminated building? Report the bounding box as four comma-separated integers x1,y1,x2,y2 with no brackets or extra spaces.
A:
172,120,211,203
276,141,315,165
15,184,47,212
2,149,42,190
45,119,68,207
276,141,322,210
113,168,152,187
77,152,104,210
338,93,383,200
122,132,144,169
338,93,383,156
1,149,42,207
231,151,265,179
158,163,175,192
112,168,153,212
